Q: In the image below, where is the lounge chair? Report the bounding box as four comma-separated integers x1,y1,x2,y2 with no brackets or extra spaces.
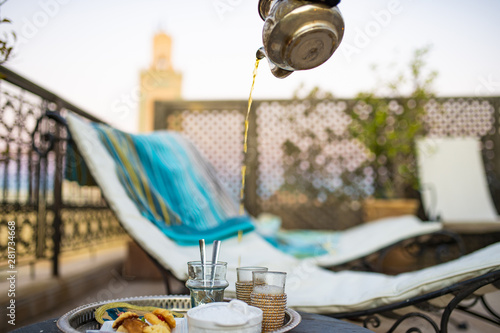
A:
64,113,500,331
64,112,457,273
417,137,500,233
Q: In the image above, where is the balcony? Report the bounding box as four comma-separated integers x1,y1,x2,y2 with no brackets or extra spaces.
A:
1,69,500,332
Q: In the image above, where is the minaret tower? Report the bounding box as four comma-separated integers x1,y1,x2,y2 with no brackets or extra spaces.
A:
139,31,182,132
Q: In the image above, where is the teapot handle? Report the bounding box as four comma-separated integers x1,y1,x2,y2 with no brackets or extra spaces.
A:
310,0,341,7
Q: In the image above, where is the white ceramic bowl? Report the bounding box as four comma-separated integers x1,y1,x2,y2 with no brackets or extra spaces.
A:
187,300,263,333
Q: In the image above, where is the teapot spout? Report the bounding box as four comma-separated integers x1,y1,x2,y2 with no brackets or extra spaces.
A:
256,47,294,79
256,47,266,60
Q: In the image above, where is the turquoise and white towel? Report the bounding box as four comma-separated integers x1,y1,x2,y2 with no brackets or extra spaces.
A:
92,123,254,245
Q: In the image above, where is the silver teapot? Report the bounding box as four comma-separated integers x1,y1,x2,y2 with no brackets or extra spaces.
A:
257,0,344,78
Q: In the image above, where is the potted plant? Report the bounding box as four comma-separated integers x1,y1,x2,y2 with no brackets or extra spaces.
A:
348,46,438,221
276,47,437,228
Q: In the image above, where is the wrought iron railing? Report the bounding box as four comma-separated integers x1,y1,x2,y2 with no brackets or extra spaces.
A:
0,66,126,276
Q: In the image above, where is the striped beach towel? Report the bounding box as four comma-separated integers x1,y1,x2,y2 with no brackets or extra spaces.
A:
93,123,254,245
65,140,97,186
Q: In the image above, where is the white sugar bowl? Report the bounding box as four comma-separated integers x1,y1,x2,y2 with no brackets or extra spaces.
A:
187,300,263,333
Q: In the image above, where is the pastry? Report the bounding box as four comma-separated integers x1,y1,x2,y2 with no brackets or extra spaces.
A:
112,312,148,333
143,313,170,332
113,312,139,329
143,324,170,333
153,308,176,328
116,318,148,333
110,309,176,333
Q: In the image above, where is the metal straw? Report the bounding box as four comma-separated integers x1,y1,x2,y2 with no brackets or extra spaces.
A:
199,239,206,288
210,240,221,289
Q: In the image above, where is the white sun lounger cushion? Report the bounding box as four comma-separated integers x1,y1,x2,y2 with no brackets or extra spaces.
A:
312,215,441,266
417,137,500,231
285,242,500,313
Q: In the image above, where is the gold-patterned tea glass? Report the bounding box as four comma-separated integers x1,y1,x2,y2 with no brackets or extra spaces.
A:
250,271,287,332
236,266,268,304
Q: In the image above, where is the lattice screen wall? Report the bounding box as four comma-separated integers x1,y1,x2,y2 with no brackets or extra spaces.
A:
167,109,245,201
256,101,370,205
156,97,500,230
425,99,495,137
425,99,498,176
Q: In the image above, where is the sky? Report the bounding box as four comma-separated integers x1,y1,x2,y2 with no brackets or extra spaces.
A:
2,0,500,132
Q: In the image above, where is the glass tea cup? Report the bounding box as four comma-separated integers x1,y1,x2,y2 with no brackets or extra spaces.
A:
236,266,268,304
250,271,287,332
185,261,229,308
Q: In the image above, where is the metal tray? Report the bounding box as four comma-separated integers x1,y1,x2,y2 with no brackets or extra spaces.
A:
57,295,301,333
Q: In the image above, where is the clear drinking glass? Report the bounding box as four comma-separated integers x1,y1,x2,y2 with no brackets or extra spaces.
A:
250,271,287,332
236,266,268,304
185,261,229,308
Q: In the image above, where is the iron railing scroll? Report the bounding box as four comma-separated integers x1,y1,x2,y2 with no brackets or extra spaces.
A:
0,65,126,276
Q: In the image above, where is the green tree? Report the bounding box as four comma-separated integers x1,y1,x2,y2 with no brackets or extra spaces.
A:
0,0,15,64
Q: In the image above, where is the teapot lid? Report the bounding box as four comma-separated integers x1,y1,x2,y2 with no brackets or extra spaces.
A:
259,0,341,20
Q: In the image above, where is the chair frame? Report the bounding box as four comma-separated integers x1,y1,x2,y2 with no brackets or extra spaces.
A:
330,270,500,333
330,229,465,274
